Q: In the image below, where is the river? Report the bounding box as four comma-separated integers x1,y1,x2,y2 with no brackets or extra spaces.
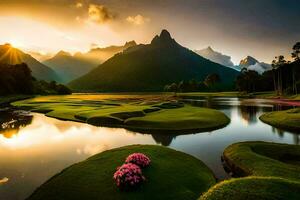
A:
0,96,299,200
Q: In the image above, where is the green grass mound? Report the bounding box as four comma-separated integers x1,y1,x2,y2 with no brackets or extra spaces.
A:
199,177,300,200
223,142,300,181
28,145,216,200
260,108,300,132
12,95,230,133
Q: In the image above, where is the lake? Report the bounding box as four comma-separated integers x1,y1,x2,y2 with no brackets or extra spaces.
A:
0,96,299,200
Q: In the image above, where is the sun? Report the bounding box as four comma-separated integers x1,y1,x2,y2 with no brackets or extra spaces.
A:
8,39,24,48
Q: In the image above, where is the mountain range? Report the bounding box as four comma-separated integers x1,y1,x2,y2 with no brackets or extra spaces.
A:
195,47,271,74
43,41,137,83
0,44,60,82
69,30,239,92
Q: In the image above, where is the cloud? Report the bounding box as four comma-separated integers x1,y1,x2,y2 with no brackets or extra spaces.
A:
76,2,83,8
126,14,150,26
88,4,114,24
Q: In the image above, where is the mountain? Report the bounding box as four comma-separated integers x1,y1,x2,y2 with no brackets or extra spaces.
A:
43,51,98,83
81,41,137,64
69,30,239,92
195,46,235,67
239,56,271,74
43,41,137,83
0,44,60,82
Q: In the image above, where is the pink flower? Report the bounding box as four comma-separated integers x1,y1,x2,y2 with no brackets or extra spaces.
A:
113,163,145,188
125,153,151,168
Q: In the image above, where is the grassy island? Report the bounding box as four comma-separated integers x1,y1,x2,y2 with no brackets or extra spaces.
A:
260,108,300,132
200,177,300,200
28,145,216,200
223,141,300,180
200,142,300,200
12,94,230,133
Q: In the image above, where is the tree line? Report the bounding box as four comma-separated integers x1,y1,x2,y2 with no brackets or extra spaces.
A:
236,42,300,95
164,73,222,93
0,63,71,96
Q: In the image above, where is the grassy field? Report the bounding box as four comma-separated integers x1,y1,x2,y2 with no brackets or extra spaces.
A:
260,108,300,132
28,145,216,200
12,94,230,133
200,141,300,200
200,177,300,200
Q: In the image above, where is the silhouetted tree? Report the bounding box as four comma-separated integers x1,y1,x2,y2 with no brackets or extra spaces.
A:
272,55,286,95
291,42,300,94
204,73,220,88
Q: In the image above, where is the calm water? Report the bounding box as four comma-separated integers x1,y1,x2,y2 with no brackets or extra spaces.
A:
0,97,299,200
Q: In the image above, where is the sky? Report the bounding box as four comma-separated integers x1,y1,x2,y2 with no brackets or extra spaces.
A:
0,0,299,64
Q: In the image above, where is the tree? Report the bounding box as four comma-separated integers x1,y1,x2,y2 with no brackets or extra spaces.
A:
272,55,286,95
168,83,178,95
291,42,300,94
204,73,221,88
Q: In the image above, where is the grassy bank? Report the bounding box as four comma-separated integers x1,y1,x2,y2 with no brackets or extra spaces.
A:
260,108,300,132
28,145,216,200
222,141,300,180
0,95,33,107
12,94,230,134
200,177,300,200
200,141,300,200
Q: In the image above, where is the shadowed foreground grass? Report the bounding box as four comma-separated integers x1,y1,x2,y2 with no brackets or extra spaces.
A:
28,145,216,200
260,108,300,132
12,94,230,133
199,177,300,200
200,142,300,200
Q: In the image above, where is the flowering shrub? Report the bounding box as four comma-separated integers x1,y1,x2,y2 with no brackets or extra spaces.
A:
113,163,145,188
125,153,151,168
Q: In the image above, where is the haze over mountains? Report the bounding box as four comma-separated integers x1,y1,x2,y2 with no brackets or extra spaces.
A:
196,47,271,74
195,47,235,68
0,44,60,82
69,30,239,92
43,41,137,83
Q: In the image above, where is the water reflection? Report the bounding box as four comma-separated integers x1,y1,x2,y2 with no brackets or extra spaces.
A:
0,97,299,200
0,110,33,138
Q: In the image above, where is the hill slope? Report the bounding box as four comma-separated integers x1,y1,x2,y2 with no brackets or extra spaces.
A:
43,51,98,83
0,44,60,82
43,41,137,83
69,30,239,92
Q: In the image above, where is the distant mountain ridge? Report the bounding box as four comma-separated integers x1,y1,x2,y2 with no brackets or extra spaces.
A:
195,46,235,67
69,30,239,92
43,41,137,83
0,44,60,82
239,56,271,74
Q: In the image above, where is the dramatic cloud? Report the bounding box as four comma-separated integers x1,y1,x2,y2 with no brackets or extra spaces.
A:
88,4,114,24
126,14,150,26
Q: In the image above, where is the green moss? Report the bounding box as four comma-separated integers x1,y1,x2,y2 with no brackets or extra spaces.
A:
28,145,216,200
260,108,300,132
12,95,230,133
200,177,300,200
223,141,300,181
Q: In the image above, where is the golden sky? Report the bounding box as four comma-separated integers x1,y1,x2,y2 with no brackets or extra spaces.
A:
0,0,299,64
